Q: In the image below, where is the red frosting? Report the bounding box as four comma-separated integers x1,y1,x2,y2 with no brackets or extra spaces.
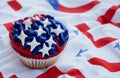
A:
9,14,68,59
9,31,65,59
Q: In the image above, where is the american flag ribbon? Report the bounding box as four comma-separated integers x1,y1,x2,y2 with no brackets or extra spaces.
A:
0,0,120,78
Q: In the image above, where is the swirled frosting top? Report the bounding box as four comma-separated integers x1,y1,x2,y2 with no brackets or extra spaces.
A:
12,14,69,57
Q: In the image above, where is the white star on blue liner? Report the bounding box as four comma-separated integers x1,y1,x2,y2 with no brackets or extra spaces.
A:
42,18,51,27
27,37,40,52
35,26,46,36
18,30,27,46
51,24,64,36
39,43,51,57
23,18,32,30
46,36,56,47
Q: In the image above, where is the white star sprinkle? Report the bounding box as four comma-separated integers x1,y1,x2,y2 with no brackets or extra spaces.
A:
35,26,46,36
51,24,64,36
39,43,51,57
58,74,75,78
27,37,40,52
46,36,56,47
18,30,27,46
42,18,51,27
23,18,32,30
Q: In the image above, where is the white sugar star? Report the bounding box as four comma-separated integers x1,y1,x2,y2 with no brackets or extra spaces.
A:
27,37,40,52
39,43,51,57
46,36,56,47
35,26,46,36
58,74,75,78
18,30,27,46
51,24,64,36
23,18,32,30
42,18,51,27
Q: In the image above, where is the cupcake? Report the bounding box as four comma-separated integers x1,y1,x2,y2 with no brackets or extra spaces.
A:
9,14,69,68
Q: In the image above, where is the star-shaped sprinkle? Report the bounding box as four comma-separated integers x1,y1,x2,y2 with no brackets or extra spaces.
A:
35,26,46,36
27,37,40,52
42,18,51,27
46,36,56,47
23,18,32,30
18,30,27,46
39,43,51,57
51,24,64,36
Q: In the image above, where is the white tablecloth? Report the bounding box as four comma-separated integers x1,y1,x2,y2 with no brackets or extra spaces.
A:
0,0,120,78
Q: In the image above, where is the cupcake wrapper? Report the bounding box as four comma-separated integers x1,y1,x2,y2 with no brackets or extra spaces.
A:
13,50,60,68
